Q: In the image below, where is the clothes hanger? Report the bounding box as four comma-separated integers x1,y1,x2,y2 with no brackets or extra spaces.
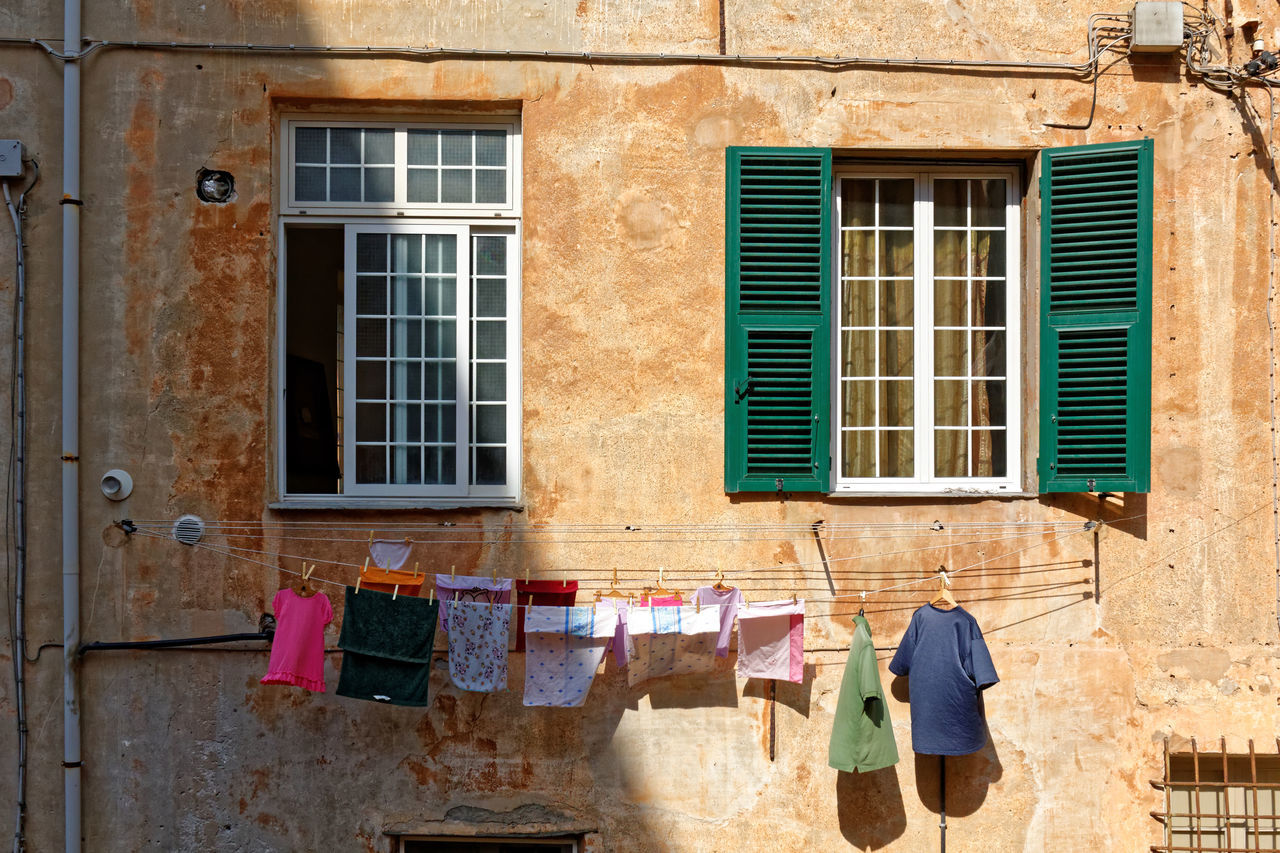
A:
929,567,958,609
857,591,866,618
712,566,732,592
594,567,629,602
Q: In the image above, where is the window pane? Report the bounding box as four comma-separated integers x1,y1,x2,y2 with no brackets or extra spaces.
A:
879,280,913,326
356,276,387,314
972,179,1006,227
475,171,506,205
475,363,506,402
391,403,421,442
364,129,394,164
475,405,506,443
841,430,875,477
880,430,913,476
935,430,966,477
441,169,472,204
474,447,506,485
355,403,385,441
390,319,422,358
330,128,361,164
879,231,914,276
295,166,326,201
878,179,914,227
330,167,361,201
972,329,1006,377
425,319,456,359
841,230,875,278
972,281,1005,326
475,321,506,359
355,361,385,398
441,131,473,165
842,380,875,427
476,280,506,317
934,179,966,227
365,167,394,203
841,179,875,228
972,230,1005,277
973,378,1007,427
407,130,438,165
971,430,1006,477
476,130,507,166
841,330,874,377
934,280,966,326
880,330,913,377
295,127,327,163
407,169,438,203
355,445,386,484
356,318,387,358
392,275,422,315
391,235,423,274
933,230,967,278
879,380,913,426
842,281,874,327
934,330,967,377
475,236,507,275
356,233,386,272
935,380,967,427
425,277,456,316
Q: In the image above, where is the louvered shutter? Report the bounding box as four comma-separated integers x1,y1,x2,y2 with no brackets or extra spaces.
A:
725,147,831,493
1039,140,1153,493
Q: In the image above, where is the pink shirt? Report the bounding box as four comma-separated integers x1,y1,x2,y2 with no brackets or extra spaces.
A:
261,588,333,692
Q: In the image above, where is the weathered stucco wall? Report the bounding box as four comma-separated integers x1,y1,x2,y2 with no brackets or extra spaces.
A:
1,0,1278,850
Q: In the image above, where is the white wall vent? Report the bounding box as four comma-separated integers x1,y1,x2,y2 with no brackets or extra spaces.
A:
172,514,206,545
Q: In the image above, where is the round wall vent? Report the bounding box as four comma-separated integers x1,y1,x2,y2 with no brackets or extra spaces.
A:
172,514,206,545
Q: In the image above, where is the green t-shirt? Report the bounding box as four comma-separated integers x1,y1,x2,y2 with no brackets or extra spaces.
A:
828,614,899,773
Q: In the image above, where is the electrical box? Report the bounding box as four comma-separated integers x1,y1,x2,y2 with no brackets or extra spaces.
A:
1131,2,1184,52
0,140,22,177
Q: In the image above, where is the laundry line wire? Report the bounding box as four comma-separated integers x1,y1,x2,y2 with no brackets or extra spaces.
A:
127,522,1095,610
128,525,1072,580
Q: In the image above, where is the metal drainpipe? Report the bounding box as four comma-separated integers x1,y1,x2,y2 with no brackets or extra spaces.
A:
60,0,82,845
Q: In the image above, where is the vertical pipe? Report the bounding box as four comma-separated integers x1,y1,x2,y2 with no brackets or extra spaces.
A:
60,0,82,846
939,755,946,853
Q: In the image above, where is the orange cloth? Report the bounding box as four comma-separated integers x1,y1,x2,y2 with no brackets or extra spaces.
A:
359,567,426,596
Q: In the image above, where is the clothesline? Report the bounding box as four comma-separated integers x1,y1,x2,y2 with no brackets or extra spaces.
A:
127,524,1086,580
123,518,1097,531
128,522,1097,616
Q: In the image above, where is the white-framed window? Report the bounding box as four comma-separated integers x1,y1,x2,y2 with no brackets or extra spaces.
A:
277,115,521,505
832,167,1021,493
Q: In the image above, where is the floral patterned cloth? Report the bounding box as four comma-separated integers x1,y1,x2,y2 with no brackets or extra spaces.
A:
446,601,512,692
523,605,618,708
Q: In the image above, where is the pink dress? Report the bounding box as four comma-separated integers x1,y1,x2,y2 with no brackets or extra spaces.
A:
261,588,333,692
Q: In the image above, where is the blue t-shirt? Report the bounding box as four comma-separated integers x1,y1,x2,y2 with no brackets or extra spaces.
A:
888,604,998,756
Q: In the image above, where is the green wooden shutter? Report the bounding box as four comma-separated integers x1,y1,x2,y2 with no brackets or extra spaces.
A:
725,147,832,493
1039,139,1153,493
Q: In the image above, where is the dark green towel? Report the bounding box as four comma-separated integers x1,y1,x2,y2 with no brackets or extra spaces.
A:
336,586,438,706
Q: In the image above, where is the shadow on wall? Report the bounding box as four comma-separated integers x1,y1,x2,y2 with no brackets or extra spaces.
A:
835,766,909,849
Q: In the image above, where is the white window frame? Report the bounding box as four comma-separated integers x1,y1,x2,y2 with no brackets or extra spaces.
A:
275,115,522,507
830,165,1022,495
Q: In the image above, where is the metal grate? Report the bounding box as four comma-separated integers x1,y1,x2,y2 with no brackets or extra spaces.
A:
1152,738,1280,852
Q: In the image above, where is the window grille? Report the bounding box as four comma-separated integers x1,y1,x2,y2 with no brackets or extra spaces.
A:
1152,737,1280,852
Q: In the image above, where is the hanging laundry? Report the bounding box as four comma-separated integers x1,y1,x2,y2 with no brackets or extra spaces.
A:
888,603,998,756
828,614,898,773
446,601,513,692
513,579,579,652
694,585,742,658
736,599,805,683
624,604,720,686
336,587,439,707
260,588,333,692
523,605,618,707
596,597,630,667
369,539,413,570
434,574,513,631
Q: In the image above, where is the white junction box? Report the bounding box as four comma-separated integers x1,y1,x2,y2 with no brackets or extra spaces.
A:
1131,1,1184,52
0,140,22,177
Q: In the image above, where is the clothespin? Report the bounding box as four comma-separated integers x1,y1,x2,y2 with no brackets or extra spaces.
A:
355,556,370,594
562,571,567,588
696,598,701,614
491,565,497,584
368,531,374,545
413,561,419,580
792,593,798,605
403,536,412,545
428,586,435,604
392,584,400,601
524,565,530,584
858,590,867,618
451,564,456,581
